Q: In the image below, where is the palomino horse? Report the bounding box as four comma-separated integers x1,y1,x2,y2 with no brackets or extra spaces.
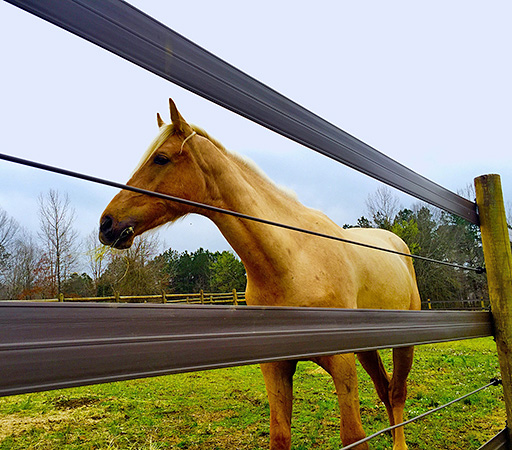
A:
99,99,421,450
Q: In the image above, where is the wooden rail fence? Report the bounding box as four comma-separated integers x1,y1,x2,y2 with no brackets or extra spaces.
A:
34,290,247,305
28,293,488,310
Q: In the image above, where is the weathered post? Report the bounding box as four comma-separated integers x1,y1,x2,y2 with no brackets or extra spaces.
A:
475,174,512,441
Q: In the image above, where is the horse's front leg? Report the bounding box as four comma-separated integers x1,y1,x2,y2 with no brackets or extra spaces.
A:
260,360,297,450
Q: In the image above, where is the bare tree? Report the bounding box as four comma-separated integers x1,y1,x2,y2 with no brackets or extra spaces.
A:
0,208,19,297
98,233,166,297
84,230,108,295
3,232,40,299
38,190,79,296
365,186,400,229
0,207,19,250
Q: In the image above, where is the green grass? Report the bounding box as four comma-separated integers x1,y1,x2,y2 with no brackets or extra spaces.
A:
0,338,505,449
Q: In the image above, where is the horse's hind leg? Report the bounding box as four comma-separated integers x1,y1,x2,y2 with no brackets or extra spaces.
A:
357,347,414,450
313,354,368,449
389,346,414,450
357,350,394,426
260,360,297,450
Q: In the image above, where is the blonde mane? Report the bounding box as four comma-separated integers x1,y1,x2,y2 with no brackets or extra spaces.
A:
133,123,228,175
133,123,298,200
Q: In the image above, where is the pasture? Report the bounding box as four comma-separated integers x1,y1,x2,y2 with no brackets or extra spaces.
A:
0,337,504,449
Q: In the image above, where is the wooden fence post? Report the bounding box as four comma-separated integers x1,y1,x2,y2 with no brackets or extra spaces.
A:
233,289,238,306
475,174,512,440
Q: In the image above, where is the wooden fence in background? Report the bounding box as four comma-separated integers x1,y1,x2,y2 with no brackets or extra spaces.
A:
48,290,247,305
20,293,490,310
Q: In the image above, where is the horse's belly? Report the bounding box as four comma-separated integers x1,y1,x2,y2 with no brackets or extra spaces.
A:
355,268,418,311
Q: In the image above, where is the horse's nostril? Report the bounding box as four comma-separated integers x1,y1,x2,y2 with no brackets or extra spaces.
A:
100,215,113,233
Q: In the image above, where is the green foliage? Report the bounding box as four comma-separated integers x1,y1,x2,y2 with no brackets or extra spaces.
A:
160,248,246,294
390,209,420,254
356,216,373,228
62,272,94,297
343,216,372,229
209,251,246,292
173,248,213,293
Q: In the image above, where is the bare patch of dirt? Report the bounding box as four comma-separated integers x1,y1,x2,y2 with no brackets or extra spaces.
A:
52,395,100,409
0,411,70,440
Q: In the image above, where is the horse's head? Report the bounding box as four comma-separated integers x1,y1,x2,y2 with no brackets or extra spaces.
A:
99,99,212,249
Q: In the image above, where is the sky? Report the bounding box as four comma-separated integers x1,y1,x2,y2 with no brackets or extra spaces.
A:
0,1,511,259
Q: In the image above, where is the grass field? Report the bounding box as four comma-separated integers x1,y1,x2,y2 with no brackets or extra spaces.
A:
0,337,505,449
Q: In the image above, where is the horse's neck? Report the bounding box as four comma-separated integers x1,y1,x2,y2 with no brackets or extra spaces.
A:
202,152,308,289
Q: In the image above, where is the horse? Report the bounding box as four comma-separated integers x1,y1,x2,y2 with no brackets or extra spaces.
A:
99,99,421,450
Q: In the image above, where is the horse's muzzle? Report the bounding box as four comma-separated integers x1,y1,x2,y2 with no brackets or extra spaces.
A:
99,215,136,249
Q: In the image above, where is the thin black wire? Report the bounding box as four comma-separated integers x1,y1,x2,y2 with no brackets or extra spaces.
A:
0,152,484,273
340,378,502,450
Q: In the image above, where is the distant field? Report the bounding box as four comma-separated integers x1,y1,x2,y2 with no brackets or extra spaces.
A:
0,338,505,449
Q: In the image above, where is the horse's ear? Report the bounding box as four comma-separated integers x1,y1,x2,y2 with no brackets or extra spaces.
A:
156,113,165,128
169,98,192,134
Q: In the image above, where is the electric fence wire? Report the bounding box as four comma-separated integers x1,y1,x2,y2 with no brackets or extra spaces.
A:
0,152,485,273
340,378,502,450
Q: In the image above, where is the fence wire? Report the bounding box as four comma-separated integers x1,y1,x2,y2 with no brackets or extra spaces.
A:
340,378,502,450
0,152,485,273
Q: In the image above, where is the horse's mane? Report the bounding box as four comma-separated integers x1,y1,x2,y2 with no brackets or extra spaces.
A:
133,123,298,200
133,123,227,174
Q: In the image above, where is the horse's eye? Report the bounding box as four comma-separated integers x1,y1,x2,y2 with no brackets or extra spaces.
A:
154,154,170,166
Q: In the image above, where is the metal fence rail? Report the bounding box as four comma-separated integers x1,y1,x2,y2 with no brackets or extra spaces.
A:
4,0,478,224
479,429,510,450
0,302,492,397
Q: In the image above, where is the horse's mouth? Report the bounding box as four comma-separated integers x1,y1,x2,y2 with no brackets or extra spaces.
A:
99,215,136,249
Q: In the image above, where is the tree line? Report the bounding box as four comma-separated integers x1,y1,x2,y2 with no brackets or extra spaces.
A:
0,187,510,303
0,190,246,300
347,185,511,305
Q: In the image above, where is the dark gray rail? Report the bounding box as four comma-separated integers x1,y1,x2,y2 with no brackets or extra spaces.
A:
478,429,510,450
4,0,478,224
0,302,492,397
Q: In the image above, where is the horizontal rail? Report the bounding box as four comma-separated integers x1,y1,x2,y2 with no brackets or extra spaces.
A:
4,0,478,224
478,428,510,450
0,302,492,397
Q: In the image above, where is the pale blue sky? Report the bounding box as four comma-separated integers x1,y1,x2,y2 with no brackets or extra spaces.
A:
0,1,510,256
